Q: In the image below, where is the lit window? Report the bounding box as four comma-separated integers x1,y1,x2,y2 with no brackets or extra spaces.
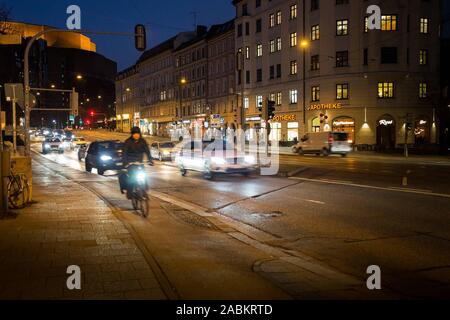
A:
256,95,263,109
256,44,263,57
290,4,297,20
311,86,320,102
244,97,249,109
276,11,282,25
336,19,348,36
378,82,395,98
420,18,429,34
270,40,276,53
419,49,428,65
290,32,297,47
276,37,282,51
290,60,298,75
269,13,275,28
311,25,320,41
336,84,349,100
290,90,298,104
381,15,398,31
276,92,282,106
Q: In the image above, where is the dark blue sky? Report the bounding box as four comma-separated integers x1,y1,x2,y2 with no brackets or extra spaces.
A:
4,0,235,71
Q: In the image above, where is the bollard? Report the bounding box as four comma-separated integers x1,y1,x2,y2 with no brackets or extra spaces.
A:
0,151,11,212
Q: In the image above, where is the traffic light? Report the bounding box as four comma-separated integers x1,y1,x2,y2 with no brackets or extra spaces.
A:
258,100,263,113
406,122,413,131
267,100,276,120
90,111,95,117
135,24,147,52
70,91,79,117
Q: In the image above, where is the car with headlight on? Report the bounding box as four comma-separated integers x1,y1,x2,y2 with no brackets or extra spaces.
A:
175,141,258,180
71,137,87,150
150,141,178,161
84,140,124,175
42,137,64,154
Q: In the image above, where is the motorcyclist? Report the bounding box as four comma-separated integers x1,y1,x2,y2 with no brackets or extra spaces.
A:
119,127,153,198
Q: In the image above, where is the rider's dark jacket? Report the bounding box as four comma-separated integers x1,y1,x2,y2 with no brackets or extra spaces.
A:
123,136,152,166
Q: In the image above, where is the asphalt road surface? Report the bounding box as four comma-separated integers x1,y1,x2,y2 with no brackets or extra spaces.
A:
31,134,450,299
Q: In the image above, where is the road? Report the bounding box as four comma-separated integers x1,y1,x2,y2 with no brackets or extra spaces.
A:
31,132,450,299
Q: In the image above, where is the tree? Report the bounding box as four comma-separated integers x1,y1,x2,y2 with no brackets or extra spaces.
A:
0,3,12,35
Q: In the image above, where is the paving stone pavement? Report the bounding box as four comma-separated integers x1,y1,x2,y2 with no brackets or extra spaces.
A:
0,161,167,300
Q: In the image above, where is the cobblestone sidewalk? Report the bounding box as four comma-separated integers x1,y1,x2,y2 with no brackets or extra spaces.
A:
0,161,167,300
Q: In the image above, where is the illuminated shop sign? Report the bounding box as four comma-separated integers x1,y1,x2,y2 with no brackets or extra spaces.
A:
246,117,262,121
308,103,343,111
333,120,355,126
419,120,427,125
271,114,297,122
379,119,394,126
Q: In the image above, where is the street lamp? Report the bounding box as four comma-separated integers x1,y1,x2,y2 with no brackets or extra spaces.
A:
51,84,56,89
179,77,187,122
300,39,309,131
76,75,83,80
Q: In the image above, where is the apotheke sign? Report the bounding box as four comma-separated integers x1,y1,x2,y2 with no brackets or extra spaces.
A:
271,114,297,122
308,103,343,111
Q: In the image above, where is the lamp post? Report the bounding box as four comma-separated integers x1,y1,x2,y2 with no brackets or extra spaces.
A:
179,78,187,136
301,40,309,134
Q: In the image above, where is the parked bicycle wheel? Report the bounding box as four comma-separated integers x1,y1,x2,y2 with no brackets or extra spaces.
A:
7,175,29,209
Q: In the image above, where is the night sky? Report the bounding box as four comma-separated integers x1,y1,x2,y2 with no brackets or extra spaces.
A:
3,0,235,71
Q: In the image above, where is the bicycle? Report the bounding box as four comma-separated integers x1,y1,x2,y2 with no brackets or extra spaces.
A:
7,161,31,209
122,162,151,218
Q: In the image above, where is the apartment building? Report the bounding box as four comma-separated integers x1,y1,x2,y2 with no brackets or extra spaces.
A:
233,0,440,149
116,21,236,138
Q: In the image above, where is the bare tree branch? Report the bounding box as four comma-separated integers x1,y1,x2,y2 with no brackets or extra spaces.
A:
0,3,12,34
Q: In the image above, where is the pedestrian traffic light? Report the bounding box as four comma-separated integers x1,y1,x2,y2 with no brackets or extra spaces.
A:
135,24,147,52
267,100,276,120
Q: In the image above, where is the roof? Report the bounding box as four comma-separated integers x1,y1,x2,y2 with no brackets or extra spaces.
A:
206,19,235,40
136,36,176,64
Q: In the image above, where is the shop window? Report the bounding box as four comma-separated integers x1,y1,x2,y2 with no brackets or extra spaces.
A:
332,117,355,144
312,117,321,132
414,117,430,144
287,122,299,141
269,122,281,141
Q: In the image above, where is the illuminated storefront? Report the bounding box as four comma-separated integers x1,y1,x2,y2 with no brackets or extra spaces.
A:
376,115,396,149
332,117,355,144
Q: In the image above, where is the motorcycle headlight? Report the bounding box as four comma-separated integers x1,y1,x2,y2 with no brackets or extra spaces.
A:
100,155,112,162
211,157,226,165
244,155,256,164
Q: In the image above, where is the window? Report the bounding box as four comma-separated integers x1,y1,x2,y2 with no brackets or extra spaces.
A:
311,0,319,11
269,122,281,141
311,86,320,102
237,24,243,37
256,69,262,82
244,97,249,109
363,48,368,65
290,4,298,20
336,51,349,67
276,64,282,78
290,32,297,47
311,25,320,40
256,19,262,33
276,92,282,106
290,90,298,104
311,55,320,70
245,22,250,35
270,65,275,79
287,122,299,141
256,0,261,8
276,37,282,51
242,4,248,16
381,15,398,31
270,93,276,102
419,49,428,65
378,82,395,98
270,40,276,53
245,46,250,59
419,83,427,98
381,47,398,64
256,95,263,109
290,60,298,75
276,11,282,25
336,84,349,100
420,18,429,34
246,70,250,84
256,44,263,57
336,19,349,36
269,13,275,28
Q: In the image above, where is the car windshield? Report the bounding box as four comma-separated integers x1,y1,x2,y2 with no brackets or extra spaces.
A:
333,133,348,141
160,142,175,149
98,142,123,152
46,138,60,142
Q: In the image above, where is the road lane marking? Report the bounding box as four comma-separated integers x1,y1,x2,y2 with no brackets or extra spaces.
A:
304,199,326,205
289,177,450,199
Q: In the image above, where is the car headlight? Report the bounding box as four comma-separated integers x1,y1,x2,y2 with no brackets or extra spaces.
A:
44,144,50,149
163,150,170,155
100,155,112,162
211,157,226,165
244,155,256,164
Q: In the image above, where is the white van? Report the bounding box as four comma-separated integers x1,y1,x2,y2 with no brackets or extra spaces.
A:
292,132,352,157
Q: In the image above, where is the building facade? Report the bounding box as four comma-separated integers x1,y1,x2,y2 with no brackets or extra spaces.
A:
115,21,236,138
233,0,440,149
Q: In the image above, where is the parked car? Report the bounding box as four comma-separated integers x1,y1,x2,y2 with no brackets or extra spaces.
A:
71,137,87,150
84,140,124,175
42,137,64,154
150,141,178,161
175,141,258,180
292,132,352,157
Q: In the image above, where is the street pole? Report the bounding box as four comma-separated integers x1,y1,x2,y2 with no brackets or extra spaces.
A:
11,84,17,153
302,0,306,133
0,84,3,151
